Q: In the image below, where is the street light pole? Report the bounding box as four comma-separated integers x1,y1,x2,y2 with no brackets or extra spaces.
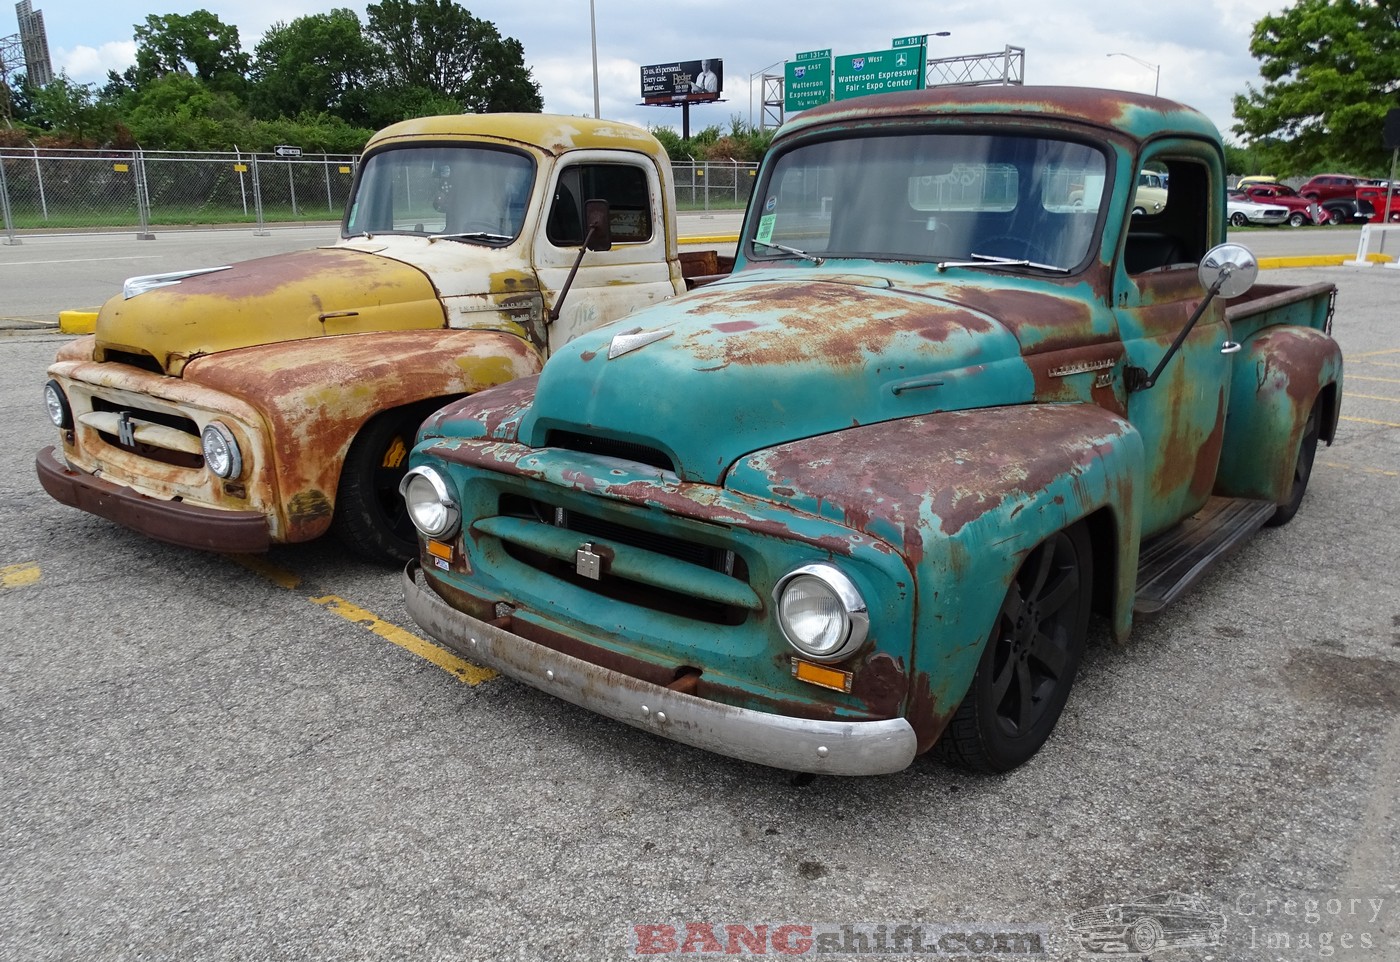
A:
1107,52,1160,96
590,0,601,119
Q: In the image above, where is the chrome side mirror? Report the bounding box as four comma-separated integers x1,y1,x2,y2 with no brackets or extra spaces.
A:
1198,243,1259,299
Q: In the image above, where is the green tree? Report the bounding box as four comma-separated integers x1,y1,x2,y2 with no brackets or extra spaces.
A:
249,10,377,125
364,0,542,118
1232,0,1400,175
132,10,251,95
123,72,250,149
26,74,120,142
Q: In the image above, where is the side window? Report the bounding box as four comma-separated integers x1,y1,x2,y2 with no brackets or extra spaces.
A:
1125,156,1210,275
547,163,654,247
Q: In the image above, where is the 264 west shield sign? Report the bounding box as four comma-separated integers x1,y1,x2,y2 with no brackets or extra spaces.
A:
834,47,924,100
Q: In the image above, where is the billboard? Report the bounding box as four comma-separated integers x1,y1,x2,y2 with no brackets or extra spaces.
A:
641,58,723,104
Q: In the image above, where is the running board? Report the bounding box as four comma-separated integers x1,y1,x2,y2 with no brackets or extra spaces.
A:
1134,496,1277,615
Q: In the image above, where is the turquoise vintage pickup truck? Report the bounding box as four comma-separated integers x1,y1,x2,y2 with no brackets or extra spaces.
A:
400,87,1343,775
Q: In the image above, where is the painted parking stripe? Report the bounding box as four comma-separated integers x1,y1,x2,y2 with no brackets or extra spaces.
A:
1346,393,1400,404
1319,461,1399,478
225,554,495,686
1,562,40,589
1341,415,1400,428
311,594,497,685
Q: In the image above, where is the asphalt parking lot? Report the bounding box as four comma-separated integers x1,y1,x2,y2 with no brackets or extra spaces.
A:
1,231,1399,961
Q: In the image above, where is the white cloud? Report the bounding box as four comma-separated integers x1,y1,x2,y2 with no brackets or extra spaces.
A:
55,42,136,85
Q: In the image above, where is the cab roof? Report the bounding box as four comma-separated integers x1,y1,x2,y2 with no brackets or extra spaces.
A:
777,85,1221,148
365,113,666,159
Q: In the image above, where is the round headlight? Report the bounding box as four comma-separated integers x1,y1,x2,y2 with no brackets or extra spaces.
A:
44,380,72,429
773,563,869,662
399,466,460,540
201,422,242,479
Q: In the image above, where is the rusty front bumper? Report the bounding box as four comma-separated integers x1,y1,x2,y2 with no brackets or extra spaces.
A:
403,562,918,776
37,446,270,553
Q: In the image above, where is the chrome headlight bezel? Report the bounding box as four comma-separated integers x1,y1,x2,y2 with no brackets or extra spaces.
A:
399,465,460,540
772,562,870,663
201,422,243,479
44,380,72,429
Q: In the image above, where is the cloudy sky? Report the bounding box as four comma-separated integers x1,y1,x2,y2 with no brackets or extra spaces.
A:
16,0,1286,141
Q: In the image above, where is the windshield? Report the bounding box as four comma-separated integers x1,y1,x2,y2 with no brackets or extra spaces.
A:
344,145,535,242
748,131,1108,270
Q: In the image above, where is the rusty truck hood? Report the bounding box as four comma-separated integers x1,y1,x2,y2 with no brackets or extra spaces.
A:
94,247,446,375
512,267,1040,485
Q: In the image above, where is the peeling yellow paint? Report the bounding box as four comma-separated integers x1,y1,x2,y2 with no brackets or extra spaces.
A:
310,594,497,685
1,562,40,589
455,353,521,388
225,554,302,590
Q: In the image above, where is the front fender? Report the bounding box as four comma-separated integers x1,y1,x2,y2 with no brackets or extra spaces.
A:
1216,326,1343,504
184,329,543,541
728,403,1144,748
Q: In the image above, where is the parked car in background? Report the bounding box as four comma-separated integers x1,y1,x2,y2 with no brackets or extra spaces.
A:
1355,186,1400,223
1226,189,1289,227
1238,183,1319,226
1132,169,1168,215
1298,173,1363,202
1319,196,1375,225
1235,175,1279,189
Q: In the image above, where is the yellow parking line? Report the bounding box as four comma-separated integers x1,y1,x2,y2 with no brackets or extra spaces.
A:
1319,461,1399,478
310,595,497,685
225,554,302,590
1341,415,1400,428
1352,348,1400,358
1346,393,1400,404
1,562,40,589
1349,375,1400,385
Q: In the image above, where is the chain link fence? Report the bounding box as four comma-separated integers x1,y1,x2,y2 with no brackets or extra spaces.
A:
670,161,759,211
0,147,359,242
0,148,755,243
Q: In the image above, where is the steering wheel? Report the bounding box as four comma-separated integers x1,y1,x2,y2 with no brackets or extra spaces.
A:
975,235,1054,265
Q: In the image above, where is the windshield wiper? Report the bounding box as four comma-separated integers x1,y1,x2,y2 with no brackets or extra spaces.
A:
753,239,825,264
937,253,1069,273
429,230,513,244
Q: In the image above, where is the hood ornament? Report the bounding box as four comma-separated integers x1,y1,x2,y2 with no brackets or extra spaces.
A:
608,326,673,360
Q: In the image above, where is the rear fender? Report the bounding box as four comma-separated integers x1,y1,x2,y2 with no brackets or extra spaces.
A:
1216,326,1343,504
731,403,1144,749
185,329,542,541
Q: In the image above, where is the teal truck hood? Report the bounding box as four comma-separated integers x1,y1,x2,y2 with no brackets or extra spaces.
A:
510,268,1038,484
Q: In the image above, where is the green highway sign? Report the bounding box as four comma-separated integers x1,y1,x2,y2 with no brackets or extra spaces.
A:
833,47,924,100
891,35,926,48
785,56,832,112
795,49,831,61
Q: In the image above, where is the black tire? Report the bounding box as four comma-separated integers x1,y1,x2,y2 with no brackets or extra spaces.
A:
1267,400,1322,527
1230,212,1249,227
1287,211,1308,227
1127,918,1163,953
330,405,435,565
935,523,1093,772
1131,206,1147,217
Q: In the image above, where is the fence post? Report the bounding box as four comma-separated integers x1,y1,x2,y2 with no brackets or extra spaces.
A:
323,156,334,213
0,154,21,245
31,145,48,221
134,149,155,240
251,155,269,236
287,159,298,217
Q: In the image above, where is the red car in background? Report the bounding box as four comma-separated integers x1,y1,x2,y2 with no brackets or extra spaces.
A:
1298,173,1364,202
1238,183,1320,226
1356,186,1400,223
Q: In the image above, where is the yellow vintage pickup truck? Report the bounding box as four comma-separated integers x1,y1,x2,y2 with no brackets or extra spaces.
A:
37,114,727,563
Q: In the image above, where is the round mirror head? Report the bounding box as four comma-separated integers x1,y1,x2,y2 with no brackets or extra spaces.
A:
1199,243,1259,298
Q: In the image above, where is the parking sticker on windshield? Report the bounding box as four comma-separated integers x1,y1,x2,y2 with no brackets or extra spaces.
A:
756,215,775,244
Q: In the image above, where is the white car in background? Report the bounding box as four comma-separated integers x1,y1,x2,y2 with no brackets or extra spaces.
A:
1227,189,1289,227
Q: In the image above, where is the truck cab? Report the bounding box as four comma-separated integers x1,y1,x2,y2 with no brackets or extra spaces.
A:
400,88,1342,776
39,115,719,563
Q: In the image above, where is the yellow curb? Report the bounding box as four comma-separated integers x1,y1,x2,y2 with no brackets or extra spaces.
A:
58,309,98,334
1259,253,1395,269
679,233,740,245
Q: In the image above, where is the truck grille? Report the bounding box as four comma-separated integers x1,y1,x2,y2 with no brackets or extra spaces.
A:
493,494,752,625
85,397,203,469
545,430,675,472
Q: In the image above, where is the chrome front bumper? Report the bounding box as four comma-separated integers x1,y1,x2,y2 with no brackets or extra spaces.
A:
403,562,918,776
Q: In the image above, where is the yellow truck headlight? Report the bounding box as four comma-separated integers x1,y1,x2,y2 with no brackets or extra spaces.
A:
201,422,243,479
400,466,460,540
44,380,72,429
773,563,869,662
